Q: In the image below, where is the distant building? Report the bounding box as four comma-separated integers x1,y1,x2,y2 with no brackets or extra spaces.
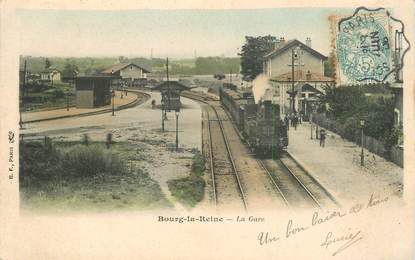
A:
75,76,119,108
102,63,150,82
40,68,61,82
263,38,333,116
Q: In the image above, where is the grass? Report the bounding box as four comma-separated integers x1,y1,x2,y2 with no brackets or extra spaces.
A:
167,151,206,208
20,140,171,213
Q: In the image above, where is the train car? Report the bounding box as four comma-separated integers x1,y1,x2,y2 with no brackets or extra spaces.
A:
219,87,246,130
219,85,288,158
253,101,288,157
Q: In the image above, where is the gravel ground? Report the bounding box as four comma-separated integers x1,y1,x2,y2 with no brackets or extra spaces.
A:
287,122,403,206
21,91,203,211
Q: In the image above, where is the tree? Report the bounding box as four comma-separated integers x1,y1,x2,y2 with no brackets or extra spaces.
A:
319,85,398,151
118,56,128,63
238,35,277,81
194,57,239,75
62,63,79,79
45,58,52,69
324,51,336,78
320,85,367,121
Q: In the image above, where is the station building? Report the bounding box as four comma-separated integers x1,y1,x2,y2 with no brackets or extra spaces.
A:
75,75,119,108
102,62,150,82
262,38,334,117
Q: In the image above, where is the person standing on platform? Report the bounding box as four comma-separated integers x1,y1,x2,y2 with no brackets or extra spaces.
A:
290,114,294,127
320,129,326,147
293,114,298,130
284,114,290,131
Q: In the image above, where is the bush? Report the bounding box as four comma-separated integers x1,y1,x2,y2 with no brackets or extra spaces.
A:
61,145,127,177
167,176,205,208
191,151,205,176
53,88,65,98
21,142,128,184
20,141,62,187
167,151,206,207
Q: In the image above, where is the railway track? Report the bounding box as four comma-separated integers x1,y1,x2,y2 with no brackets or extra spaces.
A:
257,159,290,207
279,152,340,208
183,91,247,210
261,153,339,209
207,105,247,210
183,90,338,210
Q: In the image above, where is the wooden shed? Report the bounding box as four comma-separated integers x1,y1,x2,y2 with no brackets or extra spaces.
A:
153,81,191,111
75,76,119,108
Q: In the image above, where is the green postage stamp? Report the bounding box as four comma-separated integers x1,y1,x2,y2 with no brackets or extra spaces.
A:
334,7,409,85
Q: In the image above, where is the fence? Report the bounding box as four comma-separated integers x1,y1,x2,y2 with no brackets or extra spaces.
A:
312,113,403,168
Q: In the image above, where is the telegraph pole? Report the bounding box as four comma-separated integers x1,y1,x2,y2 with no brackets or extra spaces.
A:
111,89,115,116
291,48,295,113
19,60,27,129
161,103,165,131
286,46,304,115
286,49,298,115
175,110,179,151
360,120,365,166
166,57,170,119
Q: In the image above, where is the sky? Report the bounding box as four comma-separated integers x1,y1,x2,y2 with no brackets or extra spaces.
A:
16,8,353,59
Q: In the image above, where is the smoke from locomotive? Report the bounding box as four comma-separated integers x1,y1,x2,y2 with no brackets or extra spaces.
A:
252,74,271,103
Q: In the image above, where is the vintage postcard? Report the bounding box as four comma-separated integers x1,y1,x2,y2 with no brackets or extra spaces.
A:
0,0,414,259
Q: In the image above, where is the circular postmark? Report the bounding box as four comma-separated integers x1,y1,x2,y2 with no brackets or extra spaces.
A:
336,8,392,83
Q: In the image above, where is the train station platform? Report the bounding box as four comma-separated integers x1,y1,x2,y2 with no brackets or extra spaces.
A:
286,122,403,206
21,91,141,124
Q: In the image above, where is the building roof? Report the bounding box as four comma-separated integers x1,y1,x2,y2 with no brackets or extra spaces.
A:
41,68,61,73
153,81,192,92
264,39,327,60
102,62,151,74
270,71,334,83
76,75,120,80
222,88,244,100
299,83,323,94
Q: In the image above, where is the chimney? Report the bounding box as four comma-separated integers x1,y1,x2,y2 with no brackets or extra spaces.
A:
306,37,312,48
274,37,286,50
306,70,312,81
274,39,280,50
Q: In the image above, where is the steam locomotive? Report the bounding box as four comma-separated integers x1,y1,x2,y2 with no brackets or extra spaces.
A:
219,83,288,158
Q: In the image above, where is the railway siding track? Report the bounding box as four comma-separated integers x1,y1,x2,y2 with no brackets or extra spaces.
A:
257,160,290,207
279,152,340,208
206,104,247,211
